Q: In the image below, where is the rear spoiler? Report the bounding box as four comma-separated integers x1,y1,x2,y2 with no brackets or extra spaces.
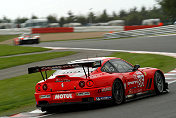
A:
28,60,101,74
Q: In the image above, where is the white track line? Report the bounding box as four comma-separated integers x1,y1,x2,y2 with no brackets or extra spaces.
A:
165,73,176,76
148,34,176,38
44,47,176,58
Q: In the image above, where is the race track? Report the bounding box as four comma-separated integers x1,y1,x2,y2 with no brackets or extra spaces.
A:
30,35,176,53
6,35,176,118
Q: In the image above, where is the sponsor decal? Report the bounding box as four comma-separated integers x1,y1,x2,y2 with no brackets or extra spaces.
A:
76,92,90,96
124,83,126,90
54,94,72,99
128,71,145,88
61,83,64,88
55,79,71,82
39,95,51,99
96,96,112,101
101,87,112,92
128,81,138,85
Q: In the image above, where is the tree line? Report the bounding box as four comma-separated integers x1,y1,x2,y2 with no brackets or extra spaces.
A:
0,0,175,26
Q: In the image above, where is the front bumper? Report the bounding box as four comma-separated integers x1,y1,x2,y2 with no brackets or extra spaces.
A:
35,86,112,108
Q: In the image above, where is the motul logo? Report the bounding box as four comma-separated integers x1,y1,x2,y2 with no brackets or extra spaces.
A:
55,94,72,99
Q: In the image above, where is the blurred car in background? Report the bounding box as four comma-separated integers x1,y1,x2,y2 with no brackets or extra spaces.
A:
174,21,176,25
13,33,40,45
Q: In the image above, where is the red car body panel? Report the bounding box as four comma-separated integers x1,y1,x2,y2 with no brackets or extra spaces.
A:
29,57,166,108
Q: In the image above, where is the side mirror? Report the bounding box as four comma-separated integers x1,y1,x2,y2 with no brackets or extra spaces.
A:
133,64,140,71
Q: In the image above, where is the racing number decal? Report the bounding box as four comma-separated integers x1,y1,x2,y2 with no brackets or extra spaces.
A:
134,71,145,87
128,71,145,88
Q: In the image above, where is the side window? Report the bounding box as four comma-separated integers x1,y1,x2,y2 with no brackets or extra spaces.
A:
101,61,116,72
110,59,133,73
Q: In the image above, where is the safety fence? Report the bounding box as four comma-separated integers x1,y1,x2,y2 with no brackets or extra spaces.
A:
104,25,176,39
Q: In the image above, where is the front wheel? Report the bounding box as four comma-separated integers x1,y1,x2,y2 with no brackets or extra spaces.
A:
112,79,125,104
154,71,164,95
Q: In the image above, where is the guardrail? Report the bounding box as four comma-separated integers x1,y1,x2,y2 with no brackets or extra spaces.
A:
104,25,176,39
74,26,123,32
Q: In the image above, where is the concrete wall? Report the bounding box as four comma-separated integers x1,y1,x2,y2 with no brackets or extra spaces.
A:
74,26,124,32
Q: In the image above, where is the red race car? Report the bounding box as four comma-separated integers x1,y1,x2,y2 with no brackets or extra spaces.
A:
13,33,40,45
28,57,168,111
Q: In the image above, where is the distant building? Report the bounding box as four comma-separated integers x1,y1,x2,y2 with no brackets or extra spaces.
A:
108,20,125,26
142,19,160,25
0,23,15,29
24,19,48,28
63,23,82,27
48,23,60,27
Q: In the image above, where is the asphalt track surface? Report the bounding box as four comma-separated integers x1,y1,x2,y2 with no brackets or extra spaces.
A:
2,35,176,118
29,35,176,53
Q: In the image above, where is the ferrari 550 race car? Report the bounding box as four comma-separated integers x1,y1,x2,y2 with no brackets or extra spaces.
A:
13,33,40,45
28,57,168,111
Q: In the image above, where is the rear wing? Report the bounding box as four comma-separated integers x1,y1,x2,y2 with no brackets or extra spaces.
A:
28,60,101,74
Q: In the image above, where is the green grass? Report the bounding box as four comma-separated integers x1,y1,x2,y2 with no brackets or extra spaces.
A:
0,35,18,42
0,51,76,69
0,44,50,57
0,71,54,116
110,52,176,73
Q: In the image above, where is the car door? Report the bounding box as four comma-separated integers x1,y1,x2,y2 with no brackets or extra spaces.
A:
109,59,145,95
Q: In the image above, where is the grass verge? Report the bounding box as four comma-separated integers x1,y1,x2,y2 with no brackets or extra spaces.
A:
0,52,176,116
0,44,50,57
0,35,18,42
0,51,76,69
110,52,176,73
0,71,54,116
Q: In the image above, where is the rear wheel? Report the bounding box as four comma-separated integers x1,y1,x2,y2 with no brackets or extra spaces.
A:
41,107,52,112
35,39,40,44
112,79,125,104
154,71,164,95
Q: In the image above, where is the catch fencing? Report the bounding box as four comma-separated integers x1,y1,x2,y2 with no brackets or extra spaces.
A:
104,25,176,39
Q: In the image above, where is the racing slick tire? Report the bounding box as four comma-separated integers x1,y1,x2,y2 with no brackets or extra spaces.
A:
112,79,125,104
34,39,40,44
41,107,52,112
154,71,164,95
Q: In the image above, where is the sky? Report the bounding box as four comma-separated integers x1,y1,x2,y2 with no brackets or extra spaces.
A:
0,0,158,20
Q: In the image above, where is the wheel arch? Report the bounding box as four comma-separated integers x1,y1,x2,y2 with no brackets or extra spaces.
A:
112,78,125,94
155,70,166,83
155,70,168,90
112,78,126,104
